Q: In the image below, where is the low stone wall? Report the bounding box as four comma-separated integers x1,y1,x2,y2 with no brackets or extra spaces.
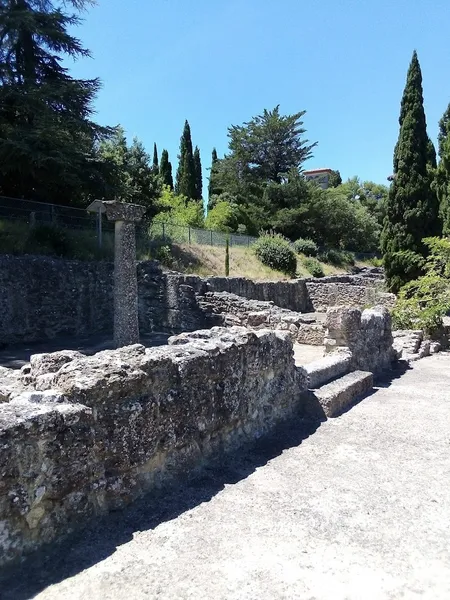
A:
324,306,395,374
198,292,326,345
205,276,309,312
0,257,212,346
0,327,307,567
306,280,395,312
0,255,390,347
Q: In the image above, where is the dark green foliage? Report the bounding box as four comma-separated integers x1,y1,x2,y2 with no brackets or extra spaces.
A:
159,149,174,190
318,248,355,267
392,238,450,334
152,143,159,172
328,170,342,188
175,120,196,199
383,250,425,295
208,147,220,207
293,238,318,256
438,103,450,157
381,51,441,292
97,129,160,215
427,137,437,169
302,257,324,278
25,224,71,257
194,146,202,200
434,105,450,236
225,237,230,276
0,0,110,205
228,105,317,183
253,233,297,277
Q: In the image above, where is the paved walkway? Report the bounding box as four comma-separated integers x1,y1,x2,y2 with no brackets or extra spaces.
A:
3,355,450,600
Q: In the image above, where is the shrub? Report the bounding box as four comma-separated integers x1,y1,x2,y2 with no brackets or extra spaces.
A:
384,249,425,294
253,232,297,277
368,256,383,267
318,248,355,267
24,224,71,257
302,257,324,278
392,274,450,334
293,237,318,256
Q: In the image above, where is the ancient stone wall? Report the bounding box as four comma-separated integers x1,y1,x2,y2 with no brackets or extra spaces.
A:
0,255,390,347
0,327,307,566
198,291,325,345
0,257,213,346
205,276,309,312
324,306,395,373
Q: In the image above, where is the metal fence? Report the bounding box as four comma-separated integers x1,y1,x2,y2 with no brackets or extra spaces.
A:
0,196,257,251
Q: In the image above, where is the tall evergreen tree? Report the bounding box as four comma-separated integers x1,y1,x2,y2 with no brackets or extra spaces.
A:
175,120,196,199
381,51,441,292
0,0,109,204
208,147,219,208
434,104,450,235
193,146,202,200
152,143,159,172
159,149,173,190
438,103,450,157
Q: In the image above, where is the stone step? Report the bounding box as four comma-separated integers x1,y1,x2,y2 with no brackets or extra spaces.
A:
303,350,352,389
302,370,373,420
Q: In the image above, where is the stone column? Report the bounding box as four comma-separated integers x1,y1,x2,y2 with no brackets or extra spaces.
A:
88,200,146,348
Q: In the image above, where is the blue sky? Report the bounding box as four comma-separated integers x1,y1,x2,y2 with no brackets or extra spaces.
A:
70,0,450,187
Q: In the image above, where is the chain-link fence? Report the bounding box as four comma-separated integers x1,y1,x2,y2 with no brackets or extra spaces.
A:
0,196,257,258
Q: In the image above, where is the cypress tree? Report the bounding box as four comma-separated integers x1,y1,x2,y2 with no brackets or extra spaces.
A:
208,147,219,209
152,143,159,172
434,104,450,235
438,103,450,157
381,51,441,292
175,120,196,199
194,146,202,200
159,149,174,190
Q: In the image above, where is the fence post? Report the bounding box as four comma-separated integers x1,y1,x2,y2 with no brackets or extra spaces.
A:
210,229,213,245
188,226,191,244
29,212,36,228
162,222,165,241
97,206,103,249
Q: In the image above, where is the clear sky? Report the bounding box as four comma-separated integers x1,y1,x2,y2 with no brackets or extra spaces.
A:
69,0,450,187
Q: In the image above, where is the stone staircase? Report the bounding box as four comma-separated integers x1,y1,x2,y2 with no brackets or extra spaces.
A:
297,350,374,420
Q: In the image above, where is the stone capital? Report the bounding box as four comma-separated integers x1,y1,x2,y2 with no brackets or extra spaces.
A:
87,200,146,223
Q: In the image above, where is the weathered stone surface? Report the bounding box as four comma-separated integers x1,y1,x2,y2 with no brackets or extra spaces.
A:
0,327,308,567
306,370,374,418
304,349,352,389
29,350,84,378
324,306,395,374
197,292,326,346
0,368,24,403
0,256,390,347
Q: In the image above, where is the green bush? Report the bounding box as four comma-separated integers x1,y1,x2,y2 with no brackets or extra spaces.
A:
293,237,318,256
384,249,425,294
319,248,355,267
253,232,297,277
368,256,383,267
24,224,71,257
392,274,450,334
391,238,450,334
302,257,324,278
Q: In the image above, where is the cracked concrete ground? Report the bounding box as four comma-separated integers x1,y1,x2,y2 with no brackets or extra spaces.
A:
2,354,450,600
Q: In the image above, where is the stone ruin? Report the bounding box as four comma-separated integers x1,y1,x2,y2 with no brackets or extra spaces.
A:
0,204,442,567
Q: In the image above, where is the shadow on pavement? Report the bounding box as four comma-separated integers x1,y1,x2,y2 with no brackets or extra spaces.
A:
0,332,170,369
0,415,320,600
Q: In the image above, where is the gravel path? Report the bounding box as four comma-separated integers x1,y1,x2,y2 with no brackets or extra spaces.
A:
3,354,450,600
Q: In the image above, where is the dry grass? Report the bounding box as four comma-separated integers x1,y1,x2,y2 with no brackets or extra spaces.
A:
165,243,354,280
